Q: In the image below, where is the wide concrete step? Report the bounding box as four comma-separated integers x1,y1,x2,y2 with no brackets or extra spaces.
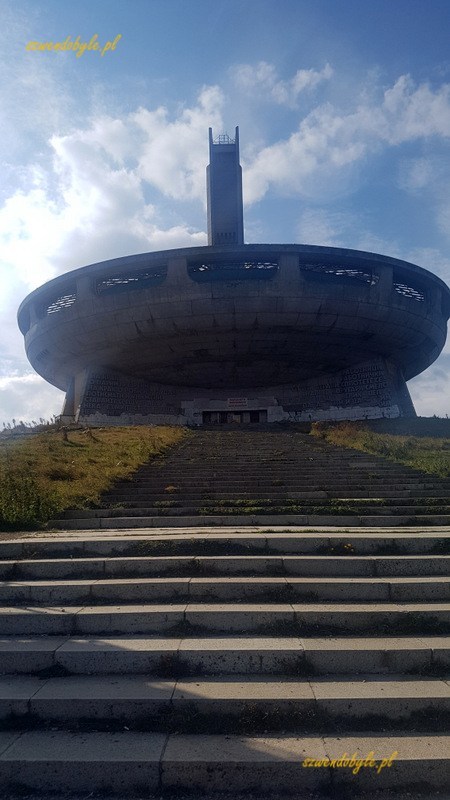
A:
2,554,450,579
129,477,450,489
1,531,449,559
113,466,446,476
0,602,449,636
101,488,450,499
99,494,450,505
1,576,449,605
153,493,450,503
110,478,444,489
0,674,449,733
0,730,447,795
59,503,450,519
122,473,447,484
135,473,448,484
127,456,443,465
100,485,449,496
48,513,450,529
1,634,448,676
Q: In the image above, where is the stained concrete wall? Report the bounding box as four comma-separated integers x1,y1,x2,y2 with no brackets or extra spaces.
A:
77,357,414,425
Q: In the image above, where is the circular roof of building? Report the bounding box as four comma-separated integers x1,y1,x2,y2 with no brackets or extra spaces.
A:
18,243,450,392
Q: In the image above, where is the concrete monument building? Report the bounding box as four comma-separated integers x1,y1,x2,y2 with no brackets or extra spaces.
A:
18,127,450,425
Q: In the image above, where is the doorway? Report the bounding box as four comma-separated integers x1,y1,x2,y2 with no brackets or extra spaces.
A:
202,410,268,424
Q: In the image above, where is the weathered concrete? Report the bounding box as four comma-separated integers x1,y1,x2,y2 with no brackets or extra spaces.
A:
18,242,450,424
1,634,446,677
0,526,449,796
0,731,165,793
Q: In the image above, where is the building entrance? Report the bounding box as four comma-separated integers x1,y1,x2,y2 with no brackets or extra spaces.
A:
202,410,268,425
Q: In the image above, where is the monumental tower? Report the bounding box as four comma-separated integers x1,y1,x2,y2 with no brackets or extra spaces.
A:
18,128,450,425
207,127,244,246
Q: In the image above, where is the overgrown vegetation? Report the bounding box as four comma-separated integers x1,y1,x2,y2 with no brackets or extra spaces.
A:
0,425,186,530
311,421,450,478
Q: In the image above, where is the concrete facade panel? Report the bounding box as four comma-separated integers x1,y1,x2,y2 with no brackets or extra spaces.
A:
232,297,279,313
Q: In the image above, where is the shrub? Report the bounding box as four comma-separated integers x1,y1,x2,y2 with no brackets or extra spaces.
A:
0,469,58,528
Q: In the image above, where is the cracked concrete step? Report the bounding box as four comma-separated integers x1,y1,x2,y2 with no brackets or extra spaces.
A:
0,675,449,732
1,635,448,676
1,554,449,579
0,603,449,636
0,731,447,795
0,576,449,604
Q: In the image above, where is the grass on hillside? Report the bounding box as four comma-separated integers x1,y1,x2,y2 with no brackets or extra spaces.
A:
0,426,186,530
311,421,450,478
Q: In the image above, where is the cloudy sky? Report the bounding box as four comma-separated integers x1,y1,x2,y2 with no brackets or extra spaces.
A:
1,0,450,423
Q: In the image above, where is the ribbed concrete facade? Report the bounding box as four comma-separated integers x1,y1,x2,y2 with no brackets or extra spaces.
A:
18,242,450,425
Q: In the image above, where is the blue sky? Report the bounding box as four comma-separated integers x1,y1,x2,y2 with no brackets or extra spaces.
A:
1,0,450,422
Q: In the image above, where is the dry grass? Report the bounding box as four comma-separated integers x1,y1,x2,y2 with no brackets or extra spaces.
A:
0,425,186,529
311,421,450,478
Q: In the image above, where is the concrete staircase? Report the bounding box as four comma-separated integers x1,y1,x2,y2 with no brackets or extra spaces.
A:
52,429,450,529
0,527,449,796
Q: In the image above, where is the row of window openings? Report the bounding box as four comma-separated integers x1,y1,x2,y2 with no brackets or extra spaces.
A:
18,263,435,332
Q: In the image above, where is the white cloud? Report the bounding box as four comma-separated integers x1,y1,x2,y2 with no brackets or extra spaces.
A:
380,75,450,143
135,85,224,201
297,209,356,246
0,374,64,425
408,357,450,418
0,85,219,421
437,203,450,242
243,74,450,204
398,157,435,191
0,4,79,174
0,86,219,299
231,61,333,108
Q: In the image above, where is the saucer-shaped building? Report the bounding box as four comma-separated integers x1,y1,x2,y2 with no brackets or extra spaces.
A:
18,128,450,425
